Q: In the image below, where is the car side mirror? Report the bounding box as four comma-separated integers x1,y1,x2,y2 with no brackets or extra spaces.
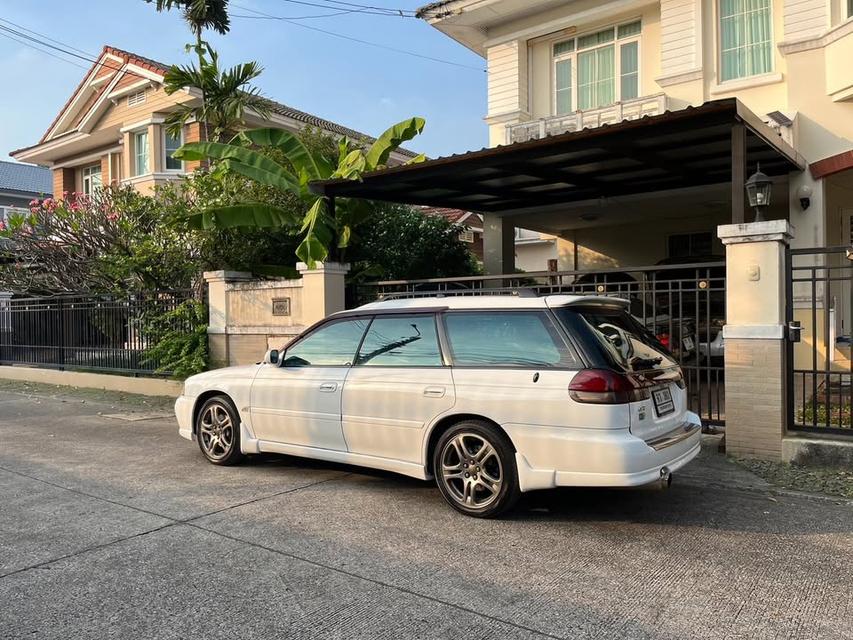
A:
263,349,279,365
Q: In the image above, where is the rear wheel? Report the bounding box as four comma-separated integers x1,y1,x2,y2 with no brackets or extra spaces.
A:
433,420,519,518
196,395,245,466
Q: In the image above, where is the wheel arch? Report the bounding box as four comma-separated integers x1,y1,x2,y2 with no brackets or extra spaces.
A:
424,413,515,476
191,390,235,435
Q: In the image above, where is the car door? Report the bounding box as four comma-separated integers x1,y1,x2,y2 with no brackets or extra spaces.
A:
249,317,370,451
342,313,454,463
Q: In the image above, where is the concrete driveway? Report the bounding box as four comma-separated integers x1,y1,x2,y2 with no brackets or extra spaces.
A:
1,381,851,640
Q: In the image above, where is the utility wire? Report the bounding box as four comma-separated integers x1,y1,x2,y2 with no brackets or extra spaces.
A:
0,21,160,82
231,3,484,72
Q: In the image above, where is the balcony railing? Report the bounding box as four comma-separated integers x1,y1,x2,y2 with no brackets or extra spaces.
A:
506,94,683,144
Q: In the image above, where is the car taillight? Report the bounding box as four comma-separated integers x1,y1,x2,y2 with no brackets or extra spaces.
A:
568,369,652,404
657,333,670,348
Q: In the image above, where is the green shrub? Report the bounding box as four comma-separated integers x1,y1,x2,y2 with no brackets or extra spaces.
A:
143,300,209,380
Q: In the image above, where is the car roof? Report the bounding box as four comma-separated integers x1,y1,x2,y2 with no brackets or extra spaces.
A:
348,294,628,313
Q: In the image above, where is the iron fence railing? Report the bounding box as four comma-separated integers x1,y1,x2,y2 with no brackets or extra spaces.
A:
0,290,199,377
787,246,853,437
354,261,726,426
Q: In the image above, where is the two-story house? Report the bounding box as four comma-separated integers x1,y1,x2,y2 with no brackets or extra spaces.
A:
394,0,852,274
10,45,415,198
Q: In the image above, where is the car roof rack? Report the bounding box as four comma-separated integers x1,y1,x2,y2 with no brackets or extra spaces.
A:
377,287,540,301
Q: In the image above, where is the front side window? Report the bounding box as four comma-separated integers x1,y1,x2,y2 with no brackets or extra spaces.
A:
356,315,442,366
283,318,370,367
81,164,102,195
553,20,640,114
134,131,149,176
444,311,576,367
164,130,182,171
719,0,772,82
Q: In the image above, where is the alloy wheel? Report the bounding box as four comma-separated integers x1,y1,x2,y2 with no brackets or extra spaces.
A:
199,402,234,461
439,432,503,509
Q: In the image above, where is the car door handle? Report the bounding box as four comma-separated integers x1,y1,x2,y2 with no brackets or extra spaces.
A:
318,382,338,393
423,386,446,398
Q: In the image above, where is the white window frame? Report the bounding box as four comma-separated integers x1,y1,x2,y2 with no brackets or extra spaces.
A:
163,128,184,172
458,229,475,243
716,0,774,84
133,130,150,177
81,163,103,196
551,20,642,116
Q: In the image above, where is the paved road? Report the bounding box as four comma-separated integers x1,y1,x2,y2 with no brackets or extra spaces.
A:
1,382,851,640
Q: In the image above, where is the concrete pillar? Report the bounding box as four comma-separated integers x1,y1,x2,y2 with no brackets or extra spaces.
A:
0,292,11,335
718,220,793,460
296,262,350,326
203,270,252,369
483,214,515,276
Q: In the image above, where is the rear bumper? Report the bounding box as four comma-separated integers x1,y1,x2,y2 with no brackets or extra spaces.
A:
175,395,194,441
508,412,703,492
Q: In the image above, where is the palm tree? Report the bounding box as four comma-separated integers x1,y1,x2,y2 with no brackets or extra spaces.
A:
162,49,270,141
147,0,233,139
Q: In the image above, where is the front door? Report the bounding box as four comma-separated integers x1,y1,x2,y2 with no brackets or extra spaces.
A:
342,314,454,463
250,317,370,451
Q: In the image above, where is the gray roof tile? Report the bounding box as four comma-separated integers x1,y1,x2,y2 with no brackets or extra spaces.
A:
0,160,52,196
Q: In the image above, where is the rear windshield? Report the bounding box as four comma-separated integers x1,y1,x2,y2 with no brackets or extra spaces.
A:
555,306,677,372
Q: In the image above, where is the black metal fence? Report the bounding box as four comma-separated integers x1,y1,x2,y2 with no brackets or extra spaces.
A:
356,261,726,426
787,246,853,437
0,291,198,376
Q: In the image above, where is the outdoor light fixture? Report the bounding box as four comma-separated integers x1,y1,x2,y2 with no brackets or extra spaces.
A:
798,184,813,211
745,163,772,222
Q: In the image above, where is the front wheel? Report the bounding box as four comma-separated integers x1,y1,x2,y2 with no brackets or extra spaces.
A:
433,421,520,518
196,395,245,466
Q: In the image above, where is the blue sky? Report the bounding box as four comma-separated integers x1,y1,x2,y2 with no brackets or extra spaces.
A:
0,0,487,160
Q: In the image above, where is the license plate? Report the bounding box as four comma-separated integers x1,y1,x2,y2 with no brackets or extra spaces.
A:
652,387,675,416
682,337,694,351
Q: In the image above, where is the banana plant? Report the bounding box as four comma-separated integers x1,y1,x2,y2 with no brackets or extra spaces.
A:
173,117,426,267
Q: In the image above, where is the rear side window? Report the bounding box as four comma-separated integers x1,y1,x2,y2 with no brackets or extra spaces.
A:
283,318,370,367
557,307,677,372
356,315,442,366
443,311,577,367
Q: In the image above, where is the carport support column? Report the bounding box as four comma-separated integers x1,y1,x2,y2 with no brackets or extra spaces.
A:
483,214,515,279
718,220,793,460
204,270,253,369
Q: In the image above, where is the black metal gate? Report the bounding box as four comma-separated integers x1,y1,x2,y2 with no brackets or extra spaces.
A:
0,291,197,376
787,246,853,436
356,261,726,426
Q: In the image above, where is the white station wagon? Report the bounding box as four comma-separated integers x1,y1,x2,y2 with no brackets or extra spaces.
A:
175,295,702,517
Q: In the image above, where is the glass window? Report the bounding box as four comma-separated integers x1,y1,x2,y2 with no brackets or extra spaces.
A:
849,0,853,18
719,0,772,82
444,311,576,367
134,131,149,176
356,315,442,367
578,46,615,110
620,41,639,100
555,58,573,114
283,318,370,367
558,307,677,372
164,130,182,170
552,20,640,114
81,164,102,196
553,39,575,56
577,28,614,50
617,21,642,38
668,232,713,258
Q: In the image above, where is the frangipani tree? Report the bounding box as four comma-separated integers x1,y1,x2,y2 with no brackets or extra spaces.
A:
173,117,426,267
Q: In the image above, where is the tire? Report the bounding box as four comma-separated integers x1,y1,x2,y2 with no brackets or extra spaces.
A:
433,420,520,518
195,395,245,466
